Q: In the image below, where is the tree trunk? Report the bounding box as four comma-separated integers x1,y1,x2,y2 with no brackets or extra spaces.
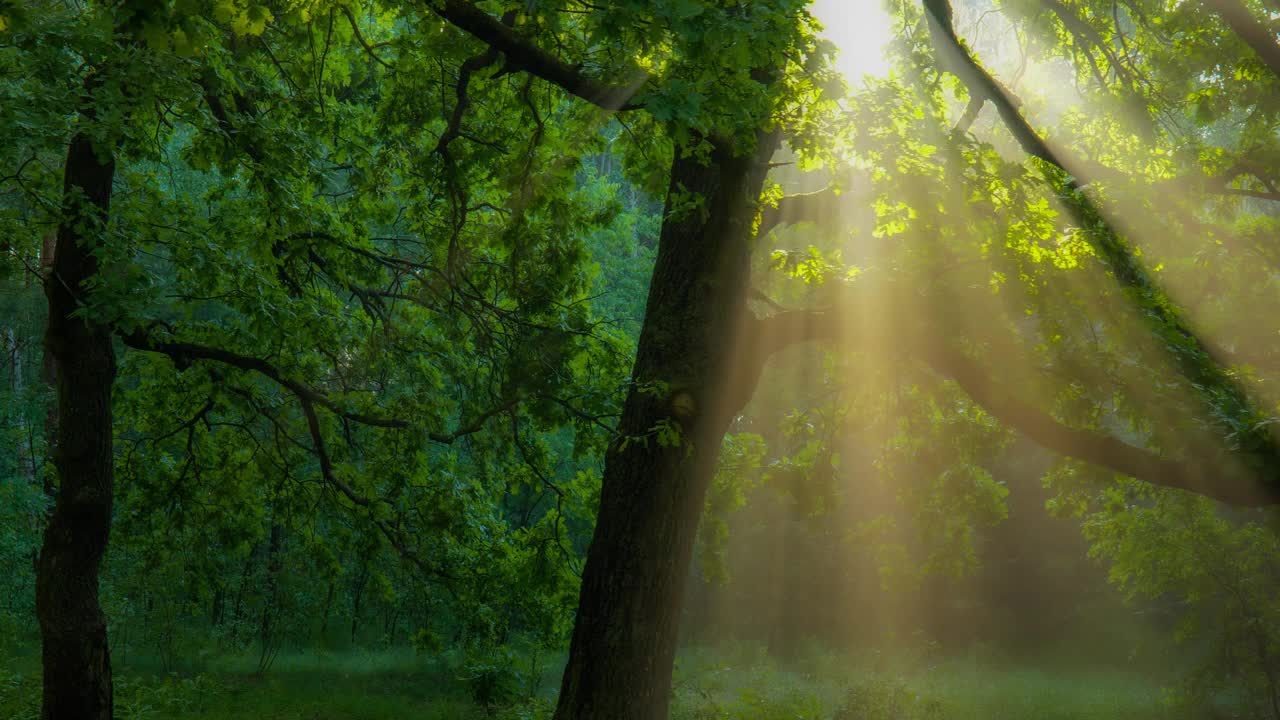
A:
319,580,335,640
553,132,778,720
35,121,118,719
211,583,225,627
351,564,368,644
257,522,284,673
229,543,258,647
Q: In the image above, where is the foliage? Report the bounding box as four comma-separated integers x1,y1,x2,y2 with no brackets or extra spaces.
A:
1084,489,1280,718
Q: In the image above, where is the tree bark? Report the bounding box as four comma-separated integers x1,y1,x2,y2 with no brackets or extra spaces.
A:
35,118,118,718
553,132,778,720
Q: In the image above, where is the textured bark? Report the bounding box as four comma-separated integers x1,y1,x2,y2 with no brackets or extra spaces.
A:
36,121,117,719
553,132,778,720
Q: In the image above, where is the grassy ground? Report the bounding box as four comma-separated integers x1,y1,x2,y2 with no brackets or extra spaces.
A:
1,645,1188,720
669,646,1180,720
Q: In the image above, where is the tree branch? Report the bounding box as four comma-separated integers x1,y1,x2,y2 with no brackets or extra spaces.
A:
297,395,457,582
340,6,395,70
1217,187,1280,203
429,0,646,110
1204,0,1280,83
120,330,408,429
921,0,1280,493
918,340,1279,507
427,396,520,444
754,307,840,358
751,307,1280,506
757,187,843,238
921,0,1065,174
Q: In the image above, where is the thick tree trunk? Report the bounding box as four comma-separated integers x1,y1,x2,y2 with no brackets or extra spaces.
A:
35,123,118,720
553,132,778,720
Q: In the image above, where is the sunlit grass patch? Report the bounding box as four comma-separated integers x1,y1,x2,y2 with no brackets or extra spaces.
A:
671,646,1180,720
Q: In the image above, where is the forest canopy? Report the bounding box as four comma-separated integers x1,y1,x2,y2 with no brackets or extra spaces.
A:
3,1,1280,719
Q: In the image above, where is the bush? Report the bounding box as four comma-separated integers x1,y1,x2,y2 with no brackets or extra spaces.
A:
0,670,39,720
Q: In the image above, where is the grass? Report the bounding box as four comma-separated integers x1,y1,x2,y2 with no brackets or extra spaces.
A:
2,644,1192,719
670,645,1181,720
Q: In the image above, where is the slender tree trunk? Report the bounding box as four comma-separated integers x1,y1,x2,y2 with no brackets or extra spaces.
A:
35,118,118,719
553,132,778,720
257,522,283,673
351,564,368,644
211,583,225,627
319,580,335,640
229,544,258,647
384,606,399,645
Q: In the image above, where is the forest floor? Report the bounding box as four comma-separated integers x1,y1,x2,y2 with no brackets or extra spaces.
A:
1,645,1187,720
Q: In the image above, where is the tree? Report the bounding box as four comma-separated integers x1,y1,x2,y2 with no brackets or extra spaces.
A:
37,68,120,720
418,4,847,716
5,1,627,713
425,1,1280,717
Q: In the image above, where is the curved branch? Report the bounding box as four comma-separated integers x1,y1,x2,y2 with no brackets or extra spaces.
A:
751,307,1280,506
430,0,647,110
340,6,395,70
919,341,1278,507
921,0,1280,492
120,330,408,429
427,397,519,444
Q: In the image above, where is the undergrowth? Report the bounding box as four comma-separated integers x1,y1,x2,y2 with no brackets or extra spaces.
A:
1,645,1200,719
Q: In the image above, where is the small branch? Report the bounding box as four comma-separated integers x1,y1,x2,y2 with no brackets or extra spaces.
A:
340,6,395,70
540,394,619,434
747,288,790,313
953,95,984,134
121,329,408,429
757,187,843,237
298,395,456,582
427,396,520,444
434,48,501,157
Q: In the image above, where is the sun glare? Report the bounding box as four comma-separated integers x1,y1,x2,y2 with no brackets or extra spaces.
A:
810,0,894,81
